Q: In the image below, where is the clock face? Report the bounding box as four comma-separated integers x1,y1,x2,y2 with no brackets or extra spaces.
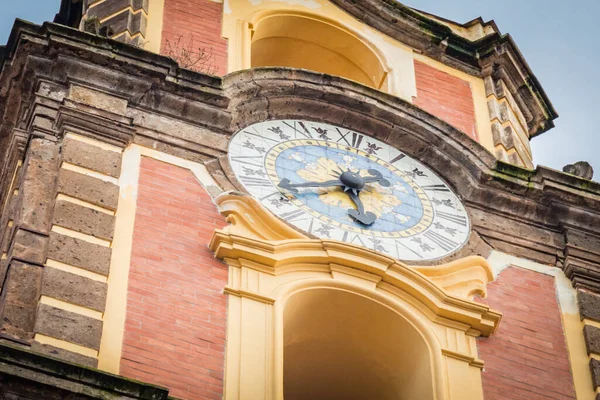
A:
228,119,470,261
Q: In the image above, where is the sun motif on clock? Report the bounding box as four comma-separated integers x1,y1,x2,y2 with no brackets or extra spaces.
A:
228,119,470,261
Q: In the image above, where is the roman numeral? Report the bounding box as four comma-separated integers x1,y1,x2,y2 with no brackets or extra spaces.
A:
280,209,306,222
239,176,272,188
336,129,364,149
283,121,312,139
437,212,467,226
341,231,367,248
395,239,422,260
244,130,279,143
422,184,450,192
230,156,264,168
424,231,458,252
389,153,406,164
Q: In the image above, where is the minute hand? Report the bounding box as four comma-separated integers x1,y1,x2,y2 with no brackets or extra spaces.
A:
278,178,341,193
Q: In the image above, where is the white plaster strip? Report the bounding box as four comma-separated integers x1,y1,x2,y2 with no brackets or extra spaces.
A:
61,162,119,184
51,226,111,247
40,296,103,320
486,250,593,400
46,259,108,283
34,334,98,359
56,194,115,216
65,132,123,153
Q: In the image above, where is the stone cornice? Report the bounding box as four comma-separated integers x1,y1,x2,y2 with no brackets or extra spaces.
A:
0,20,598,286
328,0,557,137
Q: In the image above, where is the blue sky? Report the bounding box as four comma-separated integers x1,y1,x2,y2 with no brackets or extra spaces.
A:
1,0,597,176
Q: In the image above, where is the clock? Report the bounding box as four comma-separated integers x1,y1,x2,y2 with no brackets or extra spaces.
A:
228,119,470,261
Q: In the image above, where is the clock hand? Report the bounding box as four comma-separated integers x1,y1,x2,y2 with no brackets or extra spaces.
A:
278,178,342,193
361,169,391,187
346,191,377,226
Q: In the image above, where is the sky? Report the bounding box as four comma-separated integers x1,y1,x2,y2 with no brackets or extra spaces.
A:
0,0,598,175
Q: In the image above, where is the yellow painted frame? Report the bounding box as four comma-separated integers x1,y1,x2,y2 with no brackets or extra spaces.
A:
210,193,501,399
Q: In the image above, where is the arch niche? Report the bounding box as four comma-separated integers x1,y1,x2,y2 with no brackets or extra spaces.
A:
249,12,389,90
283,288,435,400
209,193,501,400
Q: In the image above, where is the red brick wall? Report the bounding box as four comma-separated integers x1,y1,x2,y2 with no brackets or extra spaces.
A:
120,157,228,400
413,60,478,140
161,0,228,75
477,267,576,399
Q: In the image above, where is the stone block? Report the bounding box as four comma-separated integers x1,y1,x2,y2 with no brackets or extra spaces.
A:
42,267,107,312
58,168,119,211
30,341,98,368
62,137,122,178
2,261,43,306
34,304,102,350
10,229,48,265
18,139,60,234
0,304,37,339
53,200,115,241
591,358,600,389
579,290,600,322
47,232,111,276
584,325,600,355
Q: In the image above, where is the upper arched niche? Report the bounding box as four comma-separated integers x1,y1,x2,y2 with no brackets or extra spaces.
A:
250,13,388,90
284,288,434,400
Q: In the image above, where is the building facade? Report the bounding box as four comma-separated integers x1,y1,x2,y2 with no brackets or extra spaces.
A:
0,0,599,399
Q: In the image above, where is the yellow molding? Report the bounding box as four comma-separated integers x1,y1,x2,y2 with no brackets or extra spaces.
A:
2,160,21,211
65,132,123,153
210,193,501,337
46,259,108,282
34,334,98,359
51,226,111,247
56,194,115,216
61,162,119,184
223,287,276,304
584,319,600,329
98,7,148,26
40,295,103,320
442,349,485,369
145,0,164,53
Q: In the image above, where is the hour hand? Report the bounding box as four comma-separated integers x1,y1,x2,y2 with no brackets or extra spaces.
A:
346,191,377,225
362,169,391,187
278,178,341,193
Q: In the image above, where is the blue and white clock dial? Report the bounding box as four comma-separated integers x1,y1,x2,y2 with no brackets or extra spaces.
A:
228,119,470,261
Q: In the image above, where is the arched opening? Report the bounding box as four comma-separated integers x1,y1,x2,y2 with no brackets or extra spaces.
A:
251,14,387,89
283,288,435,400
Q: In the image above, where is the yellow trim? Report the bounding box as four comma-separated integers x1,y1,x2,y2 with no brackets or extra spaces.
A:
97,146,141,373
98,7,148,26
487,251,595,400
51,226,111,247
211,192,500,400
34,334,98,359
46,259,108,282
145,0,165,53
56,194,115,216
40,295,103,320
97,144,221,373
65,132,123,153
413,53,494,154
61,162,119,184
2,160,21,211
584,319,600,330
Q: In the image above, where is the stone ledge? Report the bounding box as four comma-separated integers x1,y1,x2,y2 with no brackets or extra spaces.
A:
0,342,170,399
